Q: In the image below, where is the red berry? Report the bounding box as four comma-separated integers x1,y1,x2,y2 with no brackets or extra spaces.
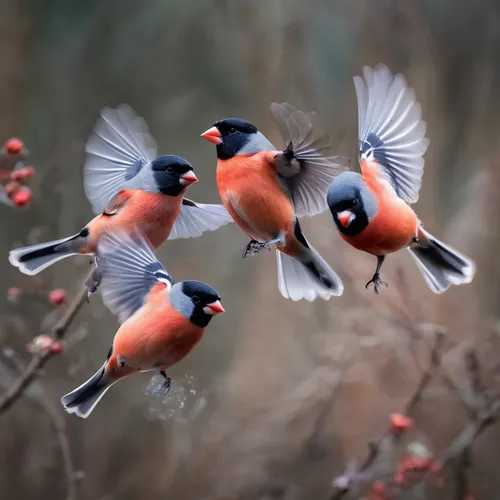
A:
10,170,24,181
5,138,24,155
12,187,31,206
51,341,65,354
22,166,34,178
11,166,34,181
7,287,21,303
49,288,67,305
390,413,413,433
0,168,10,180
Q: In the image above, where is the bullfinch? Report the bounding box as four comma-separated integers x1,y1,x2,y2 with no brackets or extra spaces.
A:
9,105,232,279
60,228,224,418
327,64,475,293
201,103,346,301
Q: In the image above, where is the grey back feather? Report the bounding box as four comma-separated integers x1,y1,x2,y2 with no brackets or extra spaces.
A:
168,284,195,319
239,131,275,155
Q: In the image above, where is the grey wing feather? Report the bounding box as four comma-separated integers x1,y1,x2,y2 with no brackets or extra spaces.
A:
167,199,234,240
355,64,429,204
270,102,347,218
97,228,173,323
84,104,157,214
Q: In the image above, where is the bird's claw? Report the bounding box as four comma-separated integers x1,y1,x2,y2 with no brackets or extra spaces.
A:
365,273,388,295
160,370,172,394
85,266,102,299
242,240,271,258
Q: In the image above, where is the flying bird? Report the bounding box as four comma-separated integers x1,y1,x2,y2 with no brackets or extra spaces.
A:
201,103,346,301
61,228,224,418
327,64,475,293
9,105,233,282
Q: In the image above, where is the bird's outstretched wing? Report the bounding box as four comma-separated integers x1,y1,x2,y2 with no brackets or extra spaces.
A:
84,105,157,214
270,102,348,218
354,64,429,204
97,228,173,323
167,198,233,240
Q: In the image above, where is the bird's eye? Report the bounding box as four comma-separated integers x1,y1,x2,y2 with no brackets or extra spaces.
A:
228,127,237,134
352,199,358,207
192,295,200,304
166,167,174,174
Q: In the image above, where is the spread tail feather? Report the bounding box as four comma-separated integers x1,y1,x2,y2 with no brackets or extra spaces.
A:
9,233,84,275
61,362,115,419
408,228,475,293
276,245,343,301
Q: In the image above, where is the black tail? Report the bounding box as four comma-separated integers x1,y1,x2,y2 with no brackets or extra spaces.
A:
9,231,86,275
408,227,475,293
276,221,343,301
61,360,114,419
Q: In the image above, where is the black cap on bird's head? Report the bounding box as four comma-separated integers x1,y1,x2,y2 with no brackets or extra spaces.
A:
170,279,224,327
326,172,378,237
151,155,198,196
201,118,261,160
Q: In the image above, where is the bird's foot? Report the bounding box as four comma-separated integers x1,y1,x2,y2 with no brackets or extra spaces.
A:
160,370,172,394
85,265,102,300
242,239,272,258
365,273,388,295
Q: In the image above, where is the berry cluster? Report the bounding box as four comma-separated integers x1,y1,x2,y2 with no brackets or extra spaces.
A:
7,286,68,306
1,138,34,207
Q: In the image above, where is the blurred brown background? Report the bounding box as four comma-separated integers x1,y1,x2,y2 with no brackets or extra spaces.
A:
1,0,500,499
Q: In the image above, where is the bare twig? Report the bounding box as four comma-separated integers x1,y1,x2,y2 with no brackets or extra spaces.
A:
0,275,89,415
452,447,470,500
35,394,78,500
440,370,476,418
1,349,78,500
305,341,356,459
329,331,444,499
438,400,500,468
464,348,490,413
438,350,498,500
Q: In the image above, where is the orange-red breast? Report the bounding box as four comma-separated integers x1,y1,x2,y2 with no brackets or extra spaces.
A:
9,105,232,280
60,228,224,418
327,64,475,293
201,103,347,301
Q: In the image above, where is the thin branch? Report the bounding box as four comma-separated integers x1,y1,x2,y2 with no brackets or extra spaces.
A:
329,331,444,499
420,352,500,499
0,274,89,415
439,349,499,499
438,400,500,468
1,349,77,500
464,348,490,413
35,395,78,500
440,370,476,418
305,347,354,459
453,447,470,500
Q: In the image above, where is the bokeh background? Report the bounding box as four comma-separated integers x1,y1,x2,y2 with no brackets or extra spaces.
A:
1,1,500,499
